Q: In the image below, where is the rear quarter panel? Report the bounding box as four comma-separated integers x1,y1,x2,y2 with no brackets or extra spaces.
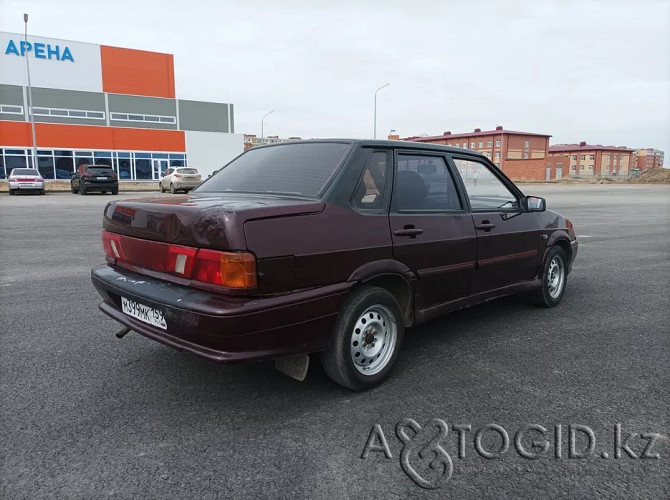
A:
244,203,394,292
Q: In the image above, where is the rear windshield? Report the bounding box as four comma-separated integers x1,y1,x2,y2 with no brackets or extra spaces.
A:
10,169,39,176
88,166,114,175
177,168,198,174
196,142,351,197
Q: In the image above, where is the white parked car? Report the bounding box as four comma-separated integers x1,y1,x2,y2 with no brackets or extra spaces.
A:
8,168,45,195
159,167,201,194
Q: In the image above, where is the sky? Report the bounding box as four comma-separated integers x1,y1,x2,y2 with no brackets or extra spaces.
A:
2,0,669,158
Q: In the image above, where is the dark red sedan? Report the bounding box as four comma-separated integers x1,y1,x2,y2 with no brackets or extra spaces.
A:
92,140,577,390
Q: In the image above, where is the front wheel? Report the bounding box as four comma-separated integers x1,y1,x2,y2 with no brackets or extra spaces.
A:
320,286,404,390
528,246,567,307
79,183,86,195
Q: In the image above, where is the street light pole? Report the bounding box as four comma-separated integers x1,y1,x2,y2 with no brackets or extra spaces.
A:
261,110,274,139
24,13,38,171
373,83,389,139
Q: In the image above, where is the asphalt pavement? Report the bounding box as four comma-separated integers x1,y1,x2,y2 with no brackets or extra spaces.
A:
1,185,668,499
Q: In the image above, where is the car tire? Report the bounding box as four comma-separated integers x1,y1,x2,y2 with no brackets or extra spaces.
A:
320,286,404,390
528,246,568,307
40,189,45,195
9,189,15,196
71,183,78,194
80,183,86,195
159,183,165,193
170,183,176,194
101,190,107,194
111,188,118,195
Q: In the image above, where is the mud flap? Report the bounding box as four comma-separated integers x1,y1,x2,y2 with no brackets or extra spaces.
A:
275,355,309,381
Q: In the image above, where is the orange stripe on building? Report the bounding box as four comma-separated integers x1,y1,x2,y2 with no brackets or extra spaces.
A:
0,120,185,151
100,45,175,98
0,121,32,147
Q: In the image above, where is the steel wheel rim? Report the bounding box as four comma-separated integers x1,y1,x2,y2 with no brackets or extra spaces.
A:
547,256,565,299
350,305,397,376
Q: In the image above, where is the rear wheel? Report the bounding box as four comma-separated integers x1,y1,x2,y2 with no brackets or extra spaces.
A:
40,189,45,195
101,190,107,194
159,182,165,193
320,286,404,390
111,188,118,195
170,183,176,194
9,189,15,196
528,246,567,307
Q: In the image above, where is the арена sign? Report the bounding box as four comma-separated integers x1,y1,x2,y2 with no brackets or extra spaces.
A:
5,39,74,62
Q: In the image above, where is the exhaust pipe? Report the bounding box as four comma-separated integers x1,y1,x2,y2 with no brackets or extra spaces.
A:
115,326,131,339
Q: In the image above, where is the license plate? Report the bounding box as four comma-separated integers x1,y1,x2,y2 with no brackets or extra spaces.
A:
97,176,107,180
121,297,167,330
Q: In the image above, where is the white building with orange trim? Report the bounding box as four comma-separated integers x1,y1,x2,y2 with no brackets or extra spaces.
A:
0,31,243,180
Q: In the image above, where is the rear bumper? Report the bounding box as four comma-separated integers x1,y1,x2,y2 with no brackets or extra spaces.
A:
82,180,118,191
91,264,350,362
9,181,44,190
172,181,200,189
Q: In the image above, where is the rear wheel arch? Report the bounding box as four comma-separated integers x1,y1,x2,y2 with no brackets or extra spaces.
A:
356,273,414,327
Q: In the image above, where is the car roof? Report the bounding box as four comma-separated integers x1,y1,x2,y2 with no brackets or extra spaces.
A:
250,138,488,159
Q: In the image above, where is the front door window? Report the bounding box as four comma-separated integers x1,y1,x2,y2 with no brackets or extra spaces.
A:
452,158,519,210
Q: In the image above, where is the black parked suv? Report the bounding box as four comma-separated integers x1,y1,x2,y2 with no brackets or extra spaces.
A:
71,164,118,195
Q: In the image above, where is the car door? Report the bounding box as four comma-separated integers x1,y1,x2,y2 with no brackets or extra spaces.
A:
389,151,477,310
449,155,541,293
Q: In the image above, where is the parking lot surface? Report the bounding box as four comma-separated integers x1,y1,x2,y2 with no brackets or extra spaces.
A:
1,185,668,498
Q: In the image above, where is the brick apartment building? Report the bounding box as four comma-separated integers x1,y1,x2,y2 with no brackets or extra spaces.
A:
548,142,635,177
396,126,568,181
243,134,302,151
633,148,665,171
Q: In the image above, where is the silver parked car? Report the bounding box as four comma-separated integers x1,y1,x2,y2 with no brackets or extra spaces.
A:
8,168,45,195
159,167,202,194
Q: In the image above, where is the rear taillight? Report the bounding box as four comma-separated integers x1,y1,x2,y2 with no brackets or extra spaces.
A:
193,250,257,289
111,172,118,178
102,231,257,289
102,231,124,260
174,174,181,178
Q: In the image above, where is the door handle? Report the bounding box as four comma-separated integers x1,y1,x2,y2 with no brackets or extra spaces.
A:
475,222,496,231
394,227,424,238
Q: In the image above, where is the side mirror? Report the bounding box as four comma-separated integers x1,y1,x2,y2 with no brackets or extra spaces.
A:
525,196,546,212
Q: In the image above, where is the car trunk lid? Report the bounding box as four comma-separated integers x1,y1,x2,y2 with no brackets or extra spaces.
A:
103,193,325,250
